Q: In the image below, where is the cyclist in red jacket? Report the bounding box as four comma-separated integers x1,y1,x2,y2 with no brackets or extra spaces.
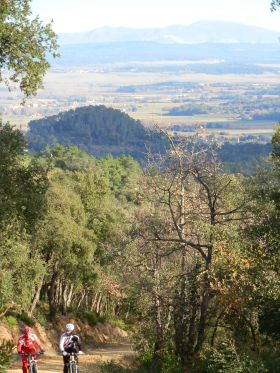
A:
17,326,44,373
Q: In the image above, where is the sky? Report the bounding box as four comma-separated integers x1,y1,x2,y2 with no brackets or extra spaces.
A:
31,0,280,33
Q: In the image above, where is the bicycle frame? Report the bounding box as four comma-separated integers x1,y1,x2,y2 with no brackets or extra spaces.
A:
19,352,42,373
28,354,37,373
68,353,78,373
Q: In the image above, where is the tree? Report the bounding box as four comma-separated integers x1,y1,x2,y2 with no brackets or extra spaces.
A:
244,123,280,342
0,0,58,98
0,120,48,230
271,0,280,11
127,136,247,370
32,169,97,317
0,122,47,315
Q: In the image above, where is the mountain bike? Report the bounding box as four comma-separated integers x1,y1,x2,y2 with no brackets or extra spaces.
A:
19,352,43,373
67,352,79,373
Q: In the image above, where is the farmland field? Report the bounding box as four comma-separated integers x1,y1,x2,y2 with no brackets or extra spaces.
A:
1,60,280,142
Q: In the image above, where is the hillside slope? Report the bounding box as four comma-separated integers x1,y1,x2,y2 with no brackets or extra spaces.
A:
26,105,168,161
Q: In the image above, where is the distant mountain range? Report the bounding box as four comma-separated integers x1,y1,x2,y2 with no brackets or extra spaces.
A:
58,21,280,45
55,42,280,67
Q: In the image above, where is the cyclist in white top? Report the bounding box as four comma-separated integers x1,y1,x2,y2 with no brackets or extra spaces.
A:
59,323,82,373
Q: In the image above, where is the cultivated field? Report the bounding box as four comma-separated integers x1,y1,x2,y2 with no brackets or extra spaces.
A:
1,60,280,141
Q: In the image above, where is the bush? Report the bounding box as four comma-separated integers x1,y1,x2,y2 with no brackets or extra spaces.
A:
18,312,35,327
259,345,280,373
191,341,268,373
35,311,47,327
206,341,242,373
105,317,129,331
77,310,100,327
161,351,181,373
136,341,181,373
0,340,15,372
5,315,17,328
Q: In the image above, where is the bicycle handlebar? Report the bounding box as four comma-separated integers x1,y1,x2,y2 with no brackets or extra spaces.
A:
18,352,44,357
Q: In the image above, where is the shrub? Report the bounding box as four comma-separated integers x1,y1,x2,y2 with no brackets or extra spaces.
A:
0,340,15,372
259,345,280,373
192,341,268,373
105,317,129,331
136,341,181,373
77,310,99,326
35,311,47,327
18,312,35,327
5,315,17,328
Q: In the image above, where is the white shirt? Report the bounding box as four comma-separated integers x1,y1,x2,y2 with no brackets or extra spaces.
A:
59,333,80,352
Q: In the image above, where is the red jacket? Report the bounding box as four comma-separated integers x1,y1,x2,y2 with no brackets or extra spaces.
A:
17,333,43,353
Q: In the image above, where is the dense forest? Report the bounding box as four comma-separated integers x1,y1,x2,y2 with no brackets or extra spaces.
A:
2,117,280,372
27,105,168,161
26,105,271,175
2,1,280,372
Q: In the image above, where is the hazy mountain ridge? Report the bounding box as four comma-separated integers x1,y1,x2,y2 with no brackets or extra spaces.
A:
58,21,280,45
55,42,280,66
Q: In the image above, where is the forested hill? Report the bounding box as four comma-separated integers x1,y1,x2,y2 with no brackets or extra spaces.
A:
26,105,168,160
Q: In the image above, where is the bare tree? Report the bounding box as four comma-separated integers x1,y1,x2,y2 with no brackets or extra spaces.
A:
132,135,246,370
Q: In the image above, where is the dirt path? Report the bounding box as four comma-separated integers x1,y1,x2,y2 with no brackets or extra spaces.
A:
7,344,134,373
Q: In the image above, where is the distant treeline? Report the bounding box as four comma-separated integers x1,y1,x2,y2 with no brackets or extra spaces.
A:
252,112,280,121
220,142,272,175
117,81,200,93
166,104,213,116
114,62,275,75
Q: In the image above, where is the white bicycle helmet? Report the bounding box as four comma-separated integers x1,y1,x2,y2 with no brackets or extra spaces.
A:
65,323,75,332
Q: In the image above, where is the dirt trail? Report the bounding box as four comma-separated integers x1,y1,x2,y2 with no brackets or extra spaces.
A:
7,343,134,373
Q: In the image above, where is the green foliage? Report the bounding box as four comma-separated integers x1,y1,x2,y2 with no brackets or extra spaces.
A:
259,345,280,373
188,342,267,373
0,0,58,98
5,315,17,328
219,142,271,175
167,103,213,116
105,317,129,331
0,340,15,372
26,105,169,161
35,311,47,327
37,144,97,171
18,312,35,327
100,155,141,202
0,224,45,310
136,346,181,373
0,121,48,230
77,310,101,326
0,122,47,313
259,299,280,339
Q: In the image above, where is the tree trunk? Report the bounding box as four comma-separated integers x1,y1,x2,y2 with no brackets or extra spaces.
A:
28,277,44,317
48,269,59,318
194,275,210,354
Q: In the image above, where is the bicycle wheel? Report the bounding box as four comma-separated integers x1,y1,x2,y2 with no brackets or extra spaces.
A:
70,361,78,373
69,362,73,373
32,362,38,373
